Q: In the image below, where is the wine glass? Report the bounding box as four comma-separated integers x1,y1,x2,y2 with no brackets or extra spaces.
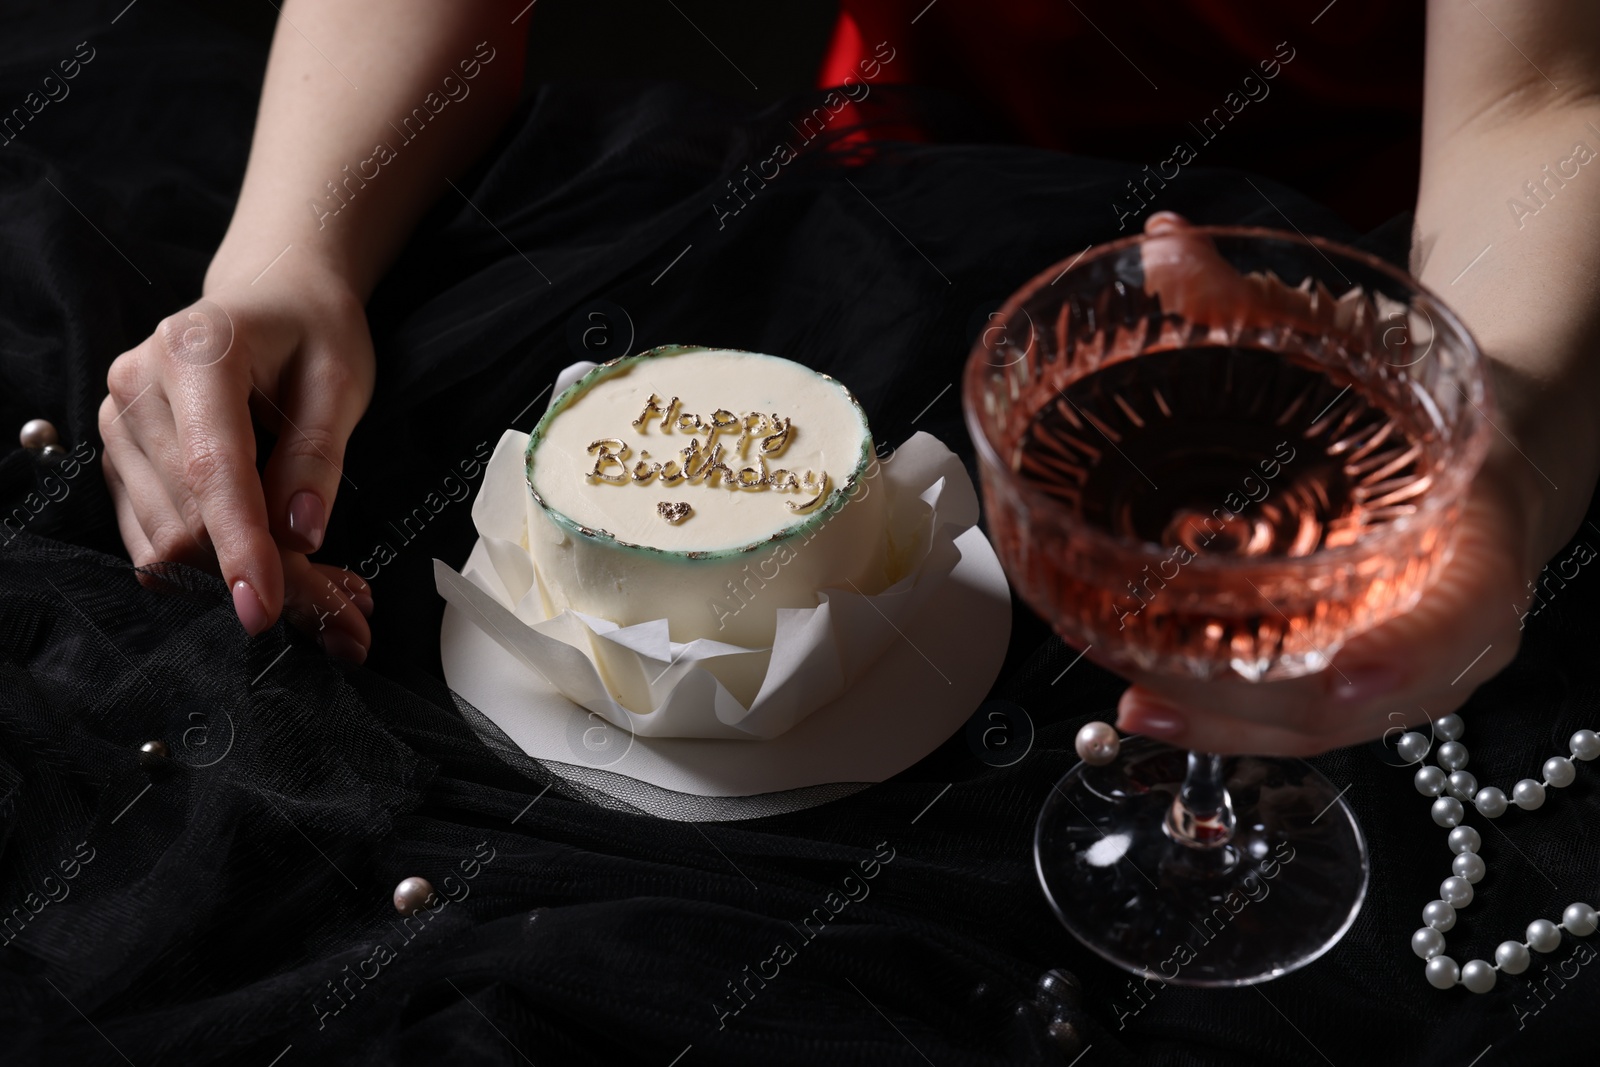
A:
963,225,1492,985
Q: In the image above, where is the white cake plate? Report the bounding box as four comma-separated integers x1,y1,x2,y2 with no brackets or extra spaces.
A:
439,525,1012,813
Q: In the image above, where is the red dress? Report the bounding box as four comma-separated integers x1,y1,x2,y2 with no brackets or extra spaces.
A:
820,1,1426,229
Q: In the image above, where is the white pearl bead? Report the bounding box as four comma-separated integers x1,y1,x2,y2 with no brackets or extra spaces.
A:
1396,731,1430,764
1414,766,1447,796
1544,756,1576,788
18,418,59,450
1433,714,1464,741
1425,956,1460,989
1447,826,1481,855
1437,741,1469,771
1496,940,1531,974
1474,786,1508,818
1562,903,1599,937
1447,771,1478,802
1431,797,1464,827
1423,899,1457,932
392,876,435,917
1571,730,1600,761
1512,779,1546,810
1460,959,1496,994
1412,926,1445,959
1452,852,1486,884
1440,876,1474,908
1527,918,1563,953
1074,721,1121,766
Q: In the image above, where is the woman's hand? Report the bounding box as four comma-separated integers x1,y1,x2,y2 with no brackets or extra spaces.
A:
1115,454,1536,756
99,262,375,661
1111,213,1557,755
92,1,525,658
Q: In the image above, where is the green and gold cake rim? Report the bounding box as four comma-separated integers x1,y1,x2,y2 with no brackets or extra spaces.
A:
524,344,876,560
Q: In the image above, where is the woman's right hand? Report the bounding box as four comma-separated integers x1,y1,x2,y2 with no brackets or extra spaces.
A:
92,0,526,658
99,260,376,661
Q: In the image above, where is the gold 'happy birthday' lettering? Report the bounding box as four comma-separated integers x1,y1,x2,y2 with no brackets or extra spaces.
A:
632,394,794,457
582,394,833,516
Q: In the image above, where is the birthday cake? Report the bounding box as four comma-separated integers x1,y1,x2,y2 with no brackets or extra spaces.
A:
523,345,892,658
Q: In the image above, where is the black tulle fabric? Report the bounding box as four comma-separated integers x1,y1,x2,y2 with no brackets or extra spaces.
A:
1,2,1597,1064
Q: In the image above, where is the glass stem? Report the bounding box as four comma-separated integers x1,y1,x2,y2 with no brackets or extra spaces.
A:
1165,750,1236,849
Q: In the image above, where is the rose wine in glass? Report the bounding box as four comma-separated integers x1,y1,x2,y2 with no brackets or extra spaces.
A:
964,226,1492,985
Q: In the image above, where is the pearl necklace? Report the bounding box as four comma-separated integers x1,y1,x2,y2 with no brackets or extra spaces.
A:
1398,714,1600,992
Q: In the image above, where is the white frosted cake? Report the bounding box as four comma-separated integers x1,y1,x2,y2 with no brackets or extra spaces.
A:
524,345,891,676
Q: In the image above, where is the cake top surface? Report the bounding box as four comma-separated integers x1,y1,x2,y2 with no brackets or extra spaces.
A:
526,346,873,554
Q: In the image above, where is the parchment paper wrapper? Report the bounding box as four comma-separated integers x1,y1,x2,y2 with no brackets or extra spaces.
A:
433,372,978,740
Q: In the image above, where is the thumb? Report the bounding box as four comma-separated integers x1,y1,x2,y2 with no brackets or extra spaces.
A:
263,345,374,554
1140,212,1332,335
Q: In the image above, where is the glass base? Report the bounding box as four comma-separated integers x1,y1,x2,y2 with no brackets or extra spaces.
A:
1034,737,1368,987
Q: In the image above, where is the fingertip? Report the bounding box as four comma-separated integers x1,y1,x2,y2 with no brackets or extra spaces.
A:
1144,211,1189,235
1326,658,1405,703
232,579,270,636
306,563,372,618
1116,687,1187,741
319,628,368,665
286,489,326,553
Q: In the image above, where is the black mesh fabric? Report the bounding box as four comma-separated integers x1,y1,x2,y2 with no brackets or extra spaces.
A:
1,2,1597,1064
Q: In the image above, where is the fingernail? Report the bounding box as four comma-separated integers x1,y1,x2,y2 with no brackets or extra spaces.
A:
320,628,368,665
232,580,269,636
1332,661,1403,702
287,490,326,552
1145,211,1185,234
352,592,374,619
1117,691,1186,740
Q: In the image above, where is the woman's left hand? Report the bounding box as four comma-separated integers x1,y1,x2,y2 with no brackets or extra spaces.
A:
1114,449,1538,755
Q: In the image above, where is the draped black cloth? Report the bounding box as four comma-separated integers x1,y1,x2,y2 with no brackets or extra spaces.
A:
2,2,1597,1064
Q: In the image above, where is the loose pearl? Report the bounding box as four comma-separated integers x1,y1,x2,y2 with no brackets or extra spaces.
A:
1474,786,1508,818
19,418,58,450
1074,721,1120,766
1412,927,1445,959
137,740,170,771
1572,730,1600,761
1496,940,1531,974
1447,771,1478,802
393,877,435,917
1396,731,1430,765
1425,956,1460,989
1460,960,1496,994
1512,779,1546,811
1527,918,1562,953
1562,903,1599,937
1437,742,1469,771
1433,714,1464,742
1544,756,1576,788
1452,852,1486,884
1414,766,1447,797
1423,899,1457,931
1447,826,1481,855
1441,876,1474,908
1431,797,1464,828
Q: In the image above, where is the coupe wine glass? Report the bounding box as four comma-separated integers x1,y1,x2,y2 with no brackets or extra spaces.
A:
963,225,1492,985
